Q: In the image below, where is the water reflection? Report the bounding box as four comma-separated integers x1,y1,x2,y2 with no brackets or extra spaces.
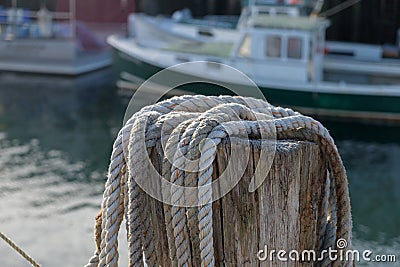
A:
324,120,400,144
337,140,400,266
0,70,123,166
0,70,128,266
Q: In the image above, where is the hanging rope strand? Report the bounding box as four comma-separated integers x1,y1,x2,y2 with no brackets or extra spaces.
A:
0,232,41,267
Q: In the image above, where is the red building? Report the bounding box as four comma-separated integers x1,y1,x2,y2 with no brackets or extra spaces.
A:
55,0,135,23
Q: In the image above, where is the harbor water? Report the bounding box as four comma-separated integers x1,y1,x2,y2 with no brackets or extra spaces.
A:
0,72,399,266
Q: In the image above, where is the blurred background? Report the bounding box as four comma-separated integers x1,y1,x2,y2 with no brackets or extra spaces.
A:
0,0,399,266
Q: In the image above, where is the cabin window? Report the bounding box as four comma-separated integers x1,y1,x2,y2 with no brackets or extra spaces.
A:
287,37,303,59
238,34,252,58
266,35,282,58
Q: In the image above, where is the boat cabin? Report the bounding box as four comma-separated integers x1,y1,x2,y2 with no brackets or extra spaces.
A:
233,10,330,83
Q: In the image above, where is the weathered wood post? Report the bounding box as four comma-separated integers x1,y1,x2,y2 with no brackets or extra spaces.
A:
145,139,330,266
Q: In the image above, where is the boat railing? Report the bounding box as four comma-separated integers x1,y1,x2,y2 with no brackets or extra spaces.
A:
249,5,301,16
0,1,76,41
237,5,301,29
247,0,315,7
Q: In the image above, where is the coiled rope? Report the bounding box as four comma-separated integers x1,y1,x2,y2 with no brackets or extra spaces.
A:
85,95,353,267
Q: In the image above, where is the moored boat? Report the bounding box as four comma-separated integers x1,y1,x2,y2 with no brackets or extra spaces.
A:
127,3,400,85
0,1,112,76
108,4,400,125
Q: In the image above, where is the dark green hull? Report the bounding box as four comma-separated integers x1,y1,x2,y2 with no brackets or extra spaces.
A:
111,47,400,125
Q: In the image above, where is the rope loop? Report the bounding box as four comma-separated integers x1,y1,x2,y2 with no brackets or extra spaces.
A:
85,95,353,267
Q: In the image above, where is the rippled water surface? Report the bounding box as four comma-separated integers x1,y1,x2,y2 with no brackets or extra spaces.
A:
0,71,129,266
0,72,399,266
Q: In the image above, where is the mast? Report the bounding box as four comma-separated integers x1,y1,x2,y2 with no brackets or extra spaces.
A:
310,0,324,17
69,0,76,39
11,0,17,37
121,0,128,11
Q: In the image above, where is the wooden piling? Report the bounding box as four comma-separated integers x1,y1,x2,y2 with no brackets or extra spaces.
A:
145,138,328,266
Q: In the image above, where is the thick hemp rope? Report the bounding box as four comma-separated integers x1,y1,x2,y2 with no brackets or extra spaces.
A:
85,95,352,267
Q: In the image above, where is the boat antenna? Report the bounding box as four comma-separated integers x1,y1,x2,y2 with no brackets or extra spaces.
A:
121,0,128,11
40,0,47,9
319,0,362,17
310,0,324,17
69,0,76,39
248,0,256,7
